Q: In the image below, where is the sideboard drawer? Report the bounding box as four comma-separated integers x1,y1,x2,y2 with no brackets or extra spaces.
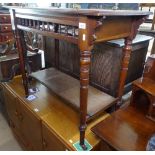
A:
42,122,67,151
0,14,11,23
0,24,12,32
0,32,13,41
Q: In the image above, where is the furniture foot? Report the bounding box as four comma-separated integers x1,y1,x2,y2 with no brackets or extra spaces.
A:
79,125,87,150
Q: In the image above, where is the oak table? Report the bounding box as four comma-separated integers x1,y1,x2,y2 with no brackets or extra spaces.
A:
7,7,151,150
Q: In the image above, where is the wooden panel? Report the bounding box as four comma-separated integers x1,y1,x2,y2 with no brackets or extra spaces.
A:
0,32,13,42
42,122,66,151
17,98,43,150
3,83,43,150
95,17,131,42
0,24,12,32
3,87,20,130
0,14,11,23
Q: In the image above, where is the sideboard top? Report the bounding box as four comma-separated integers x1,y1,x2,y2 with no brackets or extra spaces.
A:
5,6,152,17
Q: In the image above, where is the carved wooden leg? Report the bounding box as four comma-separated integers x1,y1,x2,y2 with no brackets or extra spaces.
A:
151,38,155,55
79,50,91,150
15,29,29,97
130,85,140,107
117,38,132,107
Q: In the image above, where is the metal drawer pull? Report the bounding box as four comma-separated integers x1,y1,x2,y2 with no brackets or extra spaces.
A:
4,27,8,30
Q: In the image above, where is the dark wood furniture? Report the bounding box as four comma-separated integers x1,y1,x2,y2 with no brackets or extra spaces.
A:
0,83,8,120
1,76,109,150
0,51,41,80
130,54,155,121
44,34,151,97
0,12,13,42
91,106,155,151
7,7,150,149
0,9,14,55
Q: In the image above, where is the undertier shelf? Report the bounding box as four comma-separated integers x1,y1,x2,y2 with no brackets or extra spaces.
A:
31,68,117,120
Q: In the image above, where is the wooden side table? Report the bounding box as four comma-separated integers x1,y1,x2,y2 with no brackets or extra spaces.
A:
7,7,151,150
91,106,155,150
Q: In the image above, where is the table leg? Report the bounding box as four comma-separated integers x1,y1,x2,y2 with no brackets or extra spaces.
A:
15,29,29,97
151,38,155,54
79,50,91,150
117,38,132,106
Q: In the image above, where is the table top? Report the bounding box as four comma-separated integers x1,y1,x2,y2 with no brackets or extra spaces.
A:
91,106,155,151
5,6,151,17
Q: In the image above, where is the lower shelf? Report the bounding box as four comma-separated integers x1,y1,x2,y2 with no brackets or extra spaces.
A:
31,68,117,120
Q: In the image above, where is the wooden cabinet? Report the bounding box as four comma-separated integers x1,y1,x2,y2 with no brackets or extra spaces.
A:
3,85,42,150
42,122,66,151
0,52,41,80
0,13,13,42
17,98,43,150
3,88,21,131
0,14,11,23
0,24,12,32
1,76,106,151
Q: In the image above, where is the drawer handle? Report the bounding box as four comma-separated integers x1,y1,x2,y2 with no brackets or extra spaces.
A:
4,27,8,30
9,120,15,129
18,114,23,122
43,139,47,148
14,110,18,116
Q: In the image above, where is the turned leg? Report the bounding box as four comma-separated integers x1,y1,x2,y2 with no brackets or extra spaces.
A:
10,9,29,97
79,50,91,150
15,29,29,97
117,38,132,107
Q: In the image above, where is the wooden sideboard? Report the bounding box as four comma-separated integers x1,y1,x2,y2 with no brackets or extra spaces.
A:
6,7,151,149
1,76,109,150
